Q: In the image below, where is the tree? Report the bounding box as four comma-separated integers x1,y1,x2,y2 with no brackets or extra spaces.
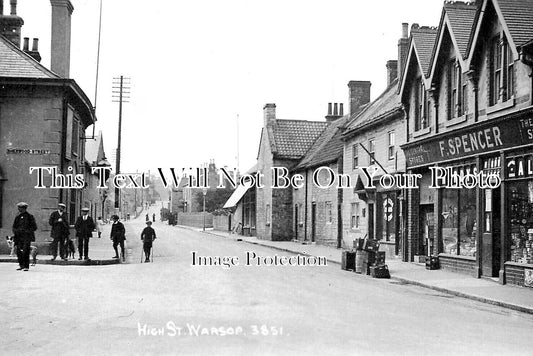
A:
194,187,234,213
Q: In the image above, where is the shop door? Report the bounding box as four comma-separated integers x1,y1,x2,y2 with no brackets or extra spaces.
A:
419,205,434,256
368,203,374,240
294,204,299,239
481,188,501,277
311,202,316,242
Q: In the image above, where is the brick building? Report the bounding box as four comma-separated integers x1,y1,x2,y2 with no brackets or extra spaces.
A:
84,131,111,220
0,0,96,246
400,0,533,286
292,103,348,247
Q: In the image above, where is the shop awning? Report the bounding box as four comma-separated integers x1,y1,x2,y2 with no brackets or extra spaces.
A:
223,184,250,209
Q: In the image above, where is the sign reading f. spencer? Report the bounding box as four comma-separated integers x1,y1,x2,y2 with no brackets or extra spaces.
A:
403,112,533,168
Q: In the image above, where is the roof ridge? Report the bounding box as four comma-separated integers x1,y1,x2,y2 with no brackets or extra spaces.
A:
0,35,59,79
275,118,329,124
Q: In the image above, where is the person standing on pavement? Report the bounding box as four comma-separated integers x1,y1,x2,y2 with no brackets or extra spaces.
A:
12,202,37,271
96,216,104,238
110,215,126,261
74,207,96,260
152,213,155,223
141,221,156,262
49,203,70,261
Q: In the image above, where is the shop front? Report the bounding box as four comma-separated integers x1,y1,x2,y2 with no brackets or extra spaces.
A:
402,107,533,285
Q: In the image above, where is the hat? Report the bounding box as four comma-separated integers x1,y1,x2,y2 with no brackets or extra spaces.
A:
16,202,28,208
81,207,89,212
58,203,66,208
146,221,152,225
111,215,119,220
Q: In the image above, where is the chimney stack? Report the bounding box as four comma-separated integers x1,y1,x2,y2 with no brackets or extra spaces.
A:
0,0,23,48
386,60,398,87
263,103,276,127
397,23,410,81
29,38,42,62
347,81,371,116
50,0,74,78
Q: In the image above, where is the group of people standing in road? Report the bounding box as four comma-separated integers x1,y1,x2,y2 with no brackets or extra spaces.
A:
11,201,157,270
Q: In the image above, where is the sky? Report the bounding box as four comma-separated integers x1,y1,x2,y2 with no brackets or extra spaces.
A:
17,0,447,174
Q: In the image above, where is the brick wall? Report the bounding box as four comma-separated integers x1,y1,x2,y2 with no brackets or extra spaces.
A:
213,214,231,231
177,212,213,228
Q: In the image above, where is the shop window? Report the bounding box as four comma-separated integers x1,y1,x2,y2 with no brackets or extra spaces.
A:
352,144,359,170
509,182,533,264
388,131,395,160
441,167,477,256
325,202,333,224
378,192,396,242
368,139,375,165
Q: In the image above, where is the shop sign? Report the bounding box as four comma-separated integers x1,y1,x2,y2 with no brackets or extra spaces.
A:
506,155,533,179
404,114,533,168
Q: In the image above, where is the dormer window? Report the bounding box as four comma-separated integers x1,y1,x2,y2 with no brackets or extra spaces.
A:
490,34,514,106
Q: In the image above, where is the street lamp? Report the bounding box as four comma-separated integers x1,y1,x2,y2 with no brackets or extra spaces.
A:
203,188,207,231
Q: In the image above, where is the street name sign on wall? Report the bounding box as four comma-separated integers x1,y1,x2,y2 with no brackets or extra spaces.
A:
403,111,533,168
6,148,51,155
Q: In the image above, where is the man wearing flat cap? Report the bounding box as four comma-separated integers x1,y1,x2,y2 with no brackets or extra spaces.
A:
110,215,126,261
74,207,96,260
49,203,70,261
12,202,37,271
141,221,156,262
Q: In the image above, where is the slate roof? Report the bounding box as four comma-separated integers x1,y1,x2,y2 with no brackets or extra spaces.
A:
444,1,478,58
0,35,58,78
497,0,533,48
296,115,349,169
411,25,438,76
85,131,105,165
344,79,402,135
270,120,329,160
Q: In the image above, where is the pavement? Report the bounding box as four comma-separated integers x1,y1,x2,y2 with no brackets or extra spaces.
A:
190,226,533,315
0,219,125,266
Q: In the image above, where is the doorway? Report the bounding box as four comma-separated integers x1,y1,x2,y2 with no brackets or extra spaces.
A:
419,205,434,256
481,188,501,277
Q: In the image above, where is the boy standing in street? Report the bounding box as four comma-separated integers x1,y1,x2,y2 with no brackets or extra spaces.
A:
141,221,156,262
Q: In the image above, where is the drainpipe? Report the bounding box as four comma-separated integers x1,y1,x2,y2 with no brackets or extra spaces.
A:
304,169,309,241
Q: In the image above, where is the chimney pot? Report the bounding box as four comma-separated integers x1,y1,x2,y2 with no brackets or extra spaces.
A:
23,37,29,51
0,1,3,15
10,0,16,15
32,38,39,51
402,22,408,38
340,103,344,116
333,103,338,116
328,103,332,116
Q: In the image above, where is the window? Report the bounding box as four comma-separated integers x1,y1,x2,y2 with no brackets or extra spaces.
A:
490,35,514,105
388,131,395,160
368,139,375,165
325,202,332,223
266,204,271,225
72,119,79,156
352,144,359,169
414,78,428,131
448,60,467,119
351,202,360,229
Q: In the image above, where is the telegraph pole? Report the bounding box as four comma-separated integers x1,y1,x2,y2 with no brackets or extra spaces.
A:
112,76,130,214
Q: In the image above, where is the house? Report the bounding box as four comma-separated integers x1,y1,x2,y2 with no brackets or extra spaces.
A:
400,0,533,286
0,0,96,246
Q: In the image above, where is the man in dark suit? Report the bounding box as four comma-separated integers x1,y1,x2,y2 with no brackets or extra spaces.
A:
110,215,126,261
12,202,37,271
49,203,69,261
74,207,96,260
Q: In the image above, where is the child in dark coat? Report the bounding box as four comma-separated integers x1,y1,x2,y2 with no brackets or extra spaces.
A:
141,221,156,262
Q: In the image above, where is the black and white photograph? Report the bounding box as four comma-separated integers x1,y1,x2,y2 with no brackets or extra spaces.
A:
1,0,533,355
